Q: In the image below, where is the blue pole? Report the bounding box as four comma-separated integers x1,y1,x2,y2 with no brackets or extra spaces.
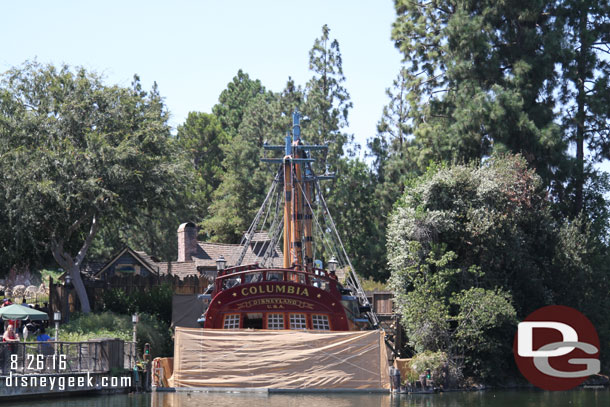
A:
285,132,291,157
292,111,301,141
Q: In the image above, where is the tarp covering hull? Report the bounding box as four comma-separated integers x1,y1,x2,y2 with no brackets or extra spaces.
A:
170,328,390,390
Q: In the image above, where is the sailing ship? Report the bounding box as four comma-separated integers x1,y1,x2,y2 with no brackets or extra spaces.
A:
200,112,378,332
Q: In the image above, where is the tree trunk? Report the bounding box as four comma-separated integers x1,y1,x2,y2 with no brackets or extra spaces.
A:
50,247,92,314
50,214,99,314
69,263,91,313
574,10,587,215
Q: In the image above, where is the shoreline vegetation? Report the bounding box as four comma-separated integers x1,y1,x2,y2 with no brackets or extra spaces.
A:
393,349,609,392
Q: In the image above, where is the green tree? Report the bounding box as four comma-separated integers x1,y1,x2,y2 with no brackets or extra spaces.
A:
177,112,227,223
388,155,610,378
279,77,305,129
0,62,187,312
199,71,276,242
387,156,552,379
366,67,420,276
89,199,192,262
202,92,281,242
391,0,567,188
327,159,388,280
212,69,266,139
554,0,610,214
302,24,353,171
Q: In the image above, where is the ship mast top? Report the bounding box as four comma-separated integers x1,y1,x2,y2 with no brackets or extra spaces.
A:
261,111,329,270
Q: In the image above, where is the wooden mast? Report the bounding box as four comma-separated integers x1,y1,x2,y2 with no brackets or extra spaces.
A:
283,132,293,268
303,175,314,270
291,147,303,266
263,111,326,269
291,112,304,267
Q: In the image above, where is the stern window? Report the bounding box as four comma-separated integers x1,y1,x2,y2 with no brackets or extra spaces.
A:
243,313,263,329
223,314,240,329
267,313,284,330
312,314,330,330
289,313,307,330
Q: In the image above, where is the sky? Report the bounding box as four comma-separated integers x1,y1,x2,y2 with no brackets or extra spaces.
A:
1,1,403,152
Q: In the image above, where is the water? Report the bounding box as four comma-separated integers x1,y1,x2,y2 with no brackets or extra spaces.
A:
0,389,607,407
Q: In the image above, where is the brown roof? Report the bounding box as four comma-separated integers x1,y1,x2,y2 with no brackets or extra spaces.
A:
95,232,284,282
250,231,272,242
194,241,283,269
134,251,161,268
156,261,200,279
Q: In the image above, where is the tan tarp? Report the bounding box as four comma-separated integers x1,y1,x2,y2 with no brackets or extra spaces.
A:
153,357,174,387
394,358,415,382
170,328,390,390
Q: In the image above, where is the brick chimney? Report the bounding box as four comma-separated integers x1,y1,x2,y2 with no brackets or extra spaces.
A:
177,222,198,262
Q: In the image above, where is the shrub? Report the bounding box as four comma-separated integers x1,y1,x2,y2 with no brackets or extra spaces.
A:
409,351,462,387
101,283,172,325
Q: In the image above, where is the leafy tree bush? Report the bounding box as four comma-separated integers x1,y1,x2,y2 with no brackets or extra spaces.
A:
388,155,609,381
0,61,188,311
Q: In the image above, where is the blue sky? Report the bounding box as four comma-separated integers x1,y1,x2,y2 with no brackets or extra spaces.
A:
1,1,403,151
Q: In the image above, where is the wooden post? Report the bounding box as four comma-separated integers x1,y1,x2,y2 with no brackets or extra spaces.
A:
48,279,54,320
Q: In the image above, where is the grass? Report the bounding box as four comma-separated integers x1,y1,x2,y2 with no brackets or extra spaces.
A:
360,277,389,292
52,312,134,342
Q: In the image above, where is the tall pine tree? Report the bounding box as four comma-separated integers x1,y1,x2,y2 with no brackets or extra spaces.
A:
176,112,227,224
554,0,610,215
391,0,568,190
202,91,281,242
302,24,354,172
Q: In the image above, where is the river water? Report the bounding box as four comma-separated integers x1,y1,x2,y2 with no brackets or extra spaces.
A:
0,389,608,407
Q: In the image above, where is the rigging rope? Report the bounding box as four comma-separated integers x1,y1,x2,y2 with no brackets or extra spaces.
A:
261,187,284,267
296,179,338,264
315,179,379,326
236,167,281,266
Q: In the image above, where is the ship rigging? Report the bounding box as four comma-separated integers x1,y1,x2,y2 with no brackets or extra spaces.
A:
200,111,379,331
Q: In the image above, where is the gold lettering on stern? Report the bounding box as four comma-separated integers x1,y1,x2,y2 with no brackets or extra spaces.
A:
236,298,315,310
238,284,309,297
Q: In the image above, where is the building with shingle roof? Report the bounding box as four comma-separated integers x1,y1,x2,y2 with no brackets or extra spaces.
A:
91,247,161,280
164,222,283,279
85,222,283,281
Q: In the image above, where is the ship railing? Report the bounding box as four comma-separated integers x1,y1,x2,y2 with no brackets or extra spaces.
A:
216,268,339,293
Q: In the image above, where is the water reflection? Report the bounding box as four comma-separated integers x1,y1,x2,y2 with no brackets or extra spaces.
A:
2,393,150,407
151,389,609,407
152,392,391,407
0,389,607,407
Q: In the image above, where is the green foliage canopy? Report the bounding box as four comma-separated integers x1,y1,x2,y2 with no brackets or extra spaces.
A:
0,62,188,311
391,0,567,188
386,155,609,380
